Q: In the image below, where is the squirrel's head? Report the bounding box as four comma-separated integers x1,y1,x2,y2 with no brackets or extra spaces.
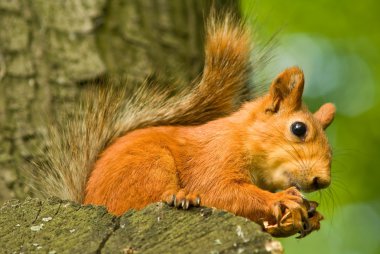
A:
244,67,335,193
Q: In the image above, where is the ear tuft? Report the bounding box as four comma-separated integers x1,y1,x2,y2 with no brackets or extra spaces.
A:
267,66,305,112
314,103,336,129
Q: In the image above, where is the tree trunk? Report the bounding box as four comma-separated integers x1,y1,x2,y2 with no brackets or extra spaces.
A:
0,0,239,203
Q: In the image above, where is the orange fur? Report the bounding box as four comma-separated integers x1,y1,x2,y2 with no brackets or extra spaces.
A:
29,11,335,238
81,14,337,238
84,67,335,229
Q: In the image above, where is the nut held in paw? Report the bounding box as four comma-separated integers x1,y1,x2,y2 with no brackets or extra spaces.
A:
262,198,324,238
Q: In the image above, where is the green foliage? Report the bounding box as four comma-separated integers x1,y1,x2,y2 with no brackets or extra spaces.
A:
241,0,380,253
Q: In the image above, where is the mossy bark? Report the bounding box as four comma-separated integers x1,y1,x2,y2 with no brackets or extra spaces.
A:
0,198,283,254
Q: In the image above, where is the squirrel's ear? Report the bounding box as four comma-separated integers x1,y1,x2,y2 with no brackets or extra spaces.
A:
266,67,304,113
314,103,336,129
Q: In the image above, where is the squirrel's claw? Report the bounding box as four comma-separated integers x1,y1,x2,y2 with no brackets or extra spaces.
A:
195,196,201,206
162,189,201,210
167,194,176,206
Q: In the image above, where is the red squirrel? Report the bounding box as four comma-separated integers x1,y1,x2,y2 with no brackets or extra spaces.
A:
32,13,335,238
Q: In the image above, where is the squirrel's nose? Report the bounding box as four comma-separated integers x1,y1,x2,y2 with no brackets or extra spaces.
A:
312,176,330,190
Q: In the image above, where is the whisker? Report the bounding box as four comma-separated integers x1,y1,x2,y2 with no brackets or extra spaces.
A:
271,123,308,170
277,123,309,170
254,125,312,184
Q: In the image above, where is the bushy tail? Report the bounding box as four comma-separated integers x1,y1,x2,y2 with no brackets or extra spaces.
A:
31,12,253,202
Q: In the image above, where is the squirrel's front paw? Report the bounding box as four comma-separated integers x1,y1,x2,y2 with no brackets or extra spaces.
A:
262,187,313,237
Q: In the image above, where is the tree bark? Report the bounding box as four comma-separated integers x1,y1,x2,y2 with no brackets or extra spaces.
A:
0,0,239,203
0,198,283,253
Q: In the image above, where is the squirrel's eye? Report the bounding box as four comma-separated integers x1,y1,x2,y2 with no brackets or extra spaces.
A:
291,121,307,138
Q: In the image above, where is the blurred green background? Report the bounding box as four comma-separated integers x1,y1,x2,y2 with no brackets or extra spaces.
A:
241,0,380,253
